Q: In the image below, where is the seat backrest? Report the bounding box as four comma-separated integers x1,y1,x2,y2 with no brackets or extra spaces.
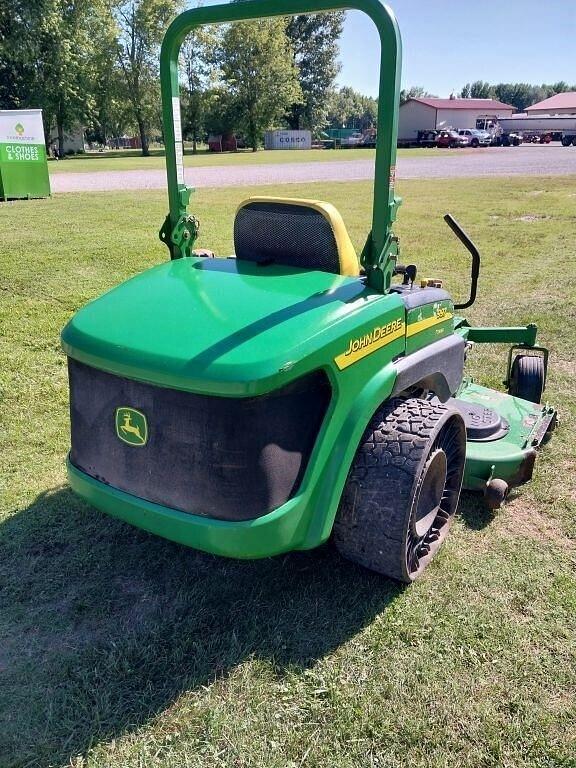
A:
233,197,359,277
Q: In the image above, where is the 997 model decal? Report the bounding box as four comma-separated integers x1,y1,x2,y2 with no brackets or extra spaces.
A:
406,302,453,337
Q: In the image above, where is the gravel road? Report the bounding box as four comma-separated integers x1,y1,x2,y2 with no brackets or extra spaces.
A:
50,145,576,193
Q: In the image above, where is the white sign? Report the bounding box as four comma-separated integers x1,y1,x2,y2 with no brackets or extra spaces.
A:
0,109,45,144
172,97,182,143
172,98,185,184
4,144,41,161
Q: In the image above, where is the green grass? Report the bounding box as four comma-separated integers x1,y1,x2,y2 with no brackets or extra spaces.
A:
1,176,575,768
47,146,441,173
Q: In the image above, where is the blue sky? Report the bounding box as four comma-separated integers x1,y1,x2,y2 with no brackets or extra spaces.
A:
340,1,575,96
196,1,575,97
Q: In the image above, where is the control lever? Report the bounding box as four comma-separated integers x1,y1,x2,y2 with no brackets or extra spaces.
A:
393,263,417,286
444,213,480,309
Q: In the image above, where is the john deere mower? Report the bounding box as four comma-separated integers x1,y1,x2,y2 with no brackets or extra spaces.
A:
62,0,556,582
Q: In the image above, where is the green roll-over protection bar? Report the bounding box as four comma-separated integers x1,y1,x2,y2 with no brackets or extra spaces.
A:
159,0,402,293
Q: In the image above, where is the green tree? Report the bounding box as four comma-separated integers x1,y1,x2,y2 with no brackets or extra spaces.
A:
399,85,436,105
114,0,181,156
285,12,344,133
180,26,218,152
461,81,576,113
1,0,115,152
218,17,302,151
468,80,494,99
202,87,239,140
327,86,378,130
86,8,126,146
547,81,571,95
492,83,541,112
0,2,36,109
27,0,103,155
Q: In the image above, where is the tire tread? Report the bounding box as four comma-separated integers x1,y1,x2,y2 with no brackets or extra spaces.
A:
334,397,465,582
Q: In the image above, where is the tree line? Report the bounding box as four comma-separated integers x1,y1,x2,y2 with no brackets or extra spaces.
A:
459,81,576,113
401,82,575,113
2,0,375,156
6,2,568,158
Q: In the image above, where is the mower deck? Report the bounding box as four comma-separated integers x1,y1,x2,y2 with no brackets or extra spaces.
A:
454,381,556,491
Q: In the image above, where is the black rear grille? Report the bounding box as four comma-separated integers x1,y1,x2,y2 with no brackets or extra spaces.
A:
68,359,331,522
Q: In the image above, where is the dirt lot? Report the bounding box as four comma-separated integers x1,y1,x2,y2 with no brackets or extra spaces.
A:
50,144,576,193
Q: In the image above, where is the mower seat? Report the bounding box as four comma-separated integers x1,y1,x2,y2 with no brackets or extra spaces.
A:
234,196,360,276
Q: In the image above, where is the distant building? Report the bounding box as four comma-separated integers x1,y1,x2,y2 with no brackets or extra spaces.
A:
398,98,515,141
108,135,142,150
526,92,576,115
48,126,85,154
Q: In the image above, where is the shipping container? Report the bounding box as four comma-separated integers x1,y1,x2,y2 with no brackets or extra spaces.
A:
264,130,312,150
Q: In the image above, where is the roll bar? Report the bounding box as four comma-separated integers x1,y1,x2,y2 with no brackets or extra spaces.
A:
159,0,402,293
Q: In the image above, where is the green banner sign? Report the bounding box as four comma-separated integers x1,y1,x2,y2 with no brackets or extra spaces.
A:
0,109,50,199
0,143,46,163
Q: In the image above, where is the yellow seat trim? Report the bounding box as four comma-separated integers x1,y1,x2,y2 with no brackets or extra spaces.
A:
236,196,360,277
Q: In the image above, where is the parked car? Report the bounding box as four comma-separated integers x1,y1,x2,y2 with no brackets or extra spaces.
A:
457,128,491,148
341,131,364,148
361,130,377,148
417,129,438,148
436,129,468,148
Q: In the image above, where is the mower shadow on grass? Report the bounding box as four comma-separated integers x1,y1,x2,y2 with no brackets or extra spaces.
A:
457,491,496,531
0,486,404,767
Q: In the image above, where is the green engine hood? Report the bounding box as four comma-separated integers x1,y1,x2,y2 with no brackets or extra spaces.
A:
61,257,404,396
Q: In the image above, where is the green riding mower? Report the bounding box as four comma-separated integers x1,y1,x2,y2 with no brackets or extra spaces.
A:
61,0,556,582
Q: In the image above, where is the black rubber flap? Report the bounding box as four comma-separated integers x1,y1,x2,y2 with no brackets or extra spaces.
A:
449,398,510,442
68,359,331,521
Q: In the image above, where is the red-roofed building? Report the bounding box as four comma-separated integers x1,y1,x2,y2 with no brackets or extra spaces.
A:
398,97,515,143
526,92,576,115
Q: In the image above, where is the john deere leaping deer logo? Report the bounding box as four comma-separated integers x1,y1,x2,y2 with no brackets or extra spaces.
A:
115,407,148,446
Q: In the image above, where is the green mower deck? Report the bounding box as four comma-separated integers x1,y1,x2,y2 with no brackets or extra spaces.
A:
455,382,556,493
61,0,556,582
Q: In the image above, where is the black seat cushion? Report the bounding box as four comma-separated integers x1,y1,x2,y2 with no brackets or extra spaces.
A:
234,200,342,274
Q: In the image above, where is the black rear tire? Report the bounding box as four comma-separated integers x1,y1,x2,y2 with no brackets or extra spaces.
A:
508,354,545,404
334,397,466,583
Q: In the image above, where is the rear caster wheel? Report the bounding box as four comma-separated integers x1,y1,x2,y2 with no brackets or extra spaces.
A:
484,478,509,510
508,354,545,404
334,397,467,583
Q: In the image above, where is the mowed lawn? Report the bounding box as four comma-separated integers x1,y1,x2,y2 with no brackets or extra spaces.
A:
0,176,575,768
47,146,442,174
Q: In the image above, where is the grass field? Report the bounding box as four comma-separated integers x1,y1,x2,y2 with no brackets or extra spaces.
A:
47,146,443,173
1,176,575,768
